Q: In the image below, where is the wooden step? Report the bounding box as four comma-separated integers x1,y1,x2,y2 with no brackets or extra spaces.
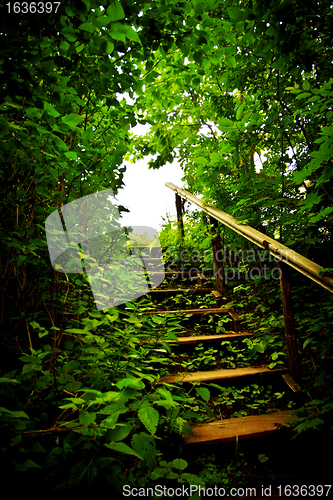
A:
139,307,235,316
151,270,204,277
159,365,288,384
183,410,298,445
147,288,216,295
166,332,253,346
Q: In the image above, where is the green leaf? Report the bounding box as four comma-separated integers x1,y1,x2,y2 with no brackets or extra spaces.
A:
147,315,164,325
121,25,141,43
138,406,159,435
256,342,265,353
106,424,132,442
69,462,97,486
318,266,333,276
105,441,143,459
175,416,193,434
210,152,220,162
303,80,311,91
19,355,41,364
301,191,322,209
82,127,95,142
131,432,156,470
61,114,82,127
296,92,311,100
107,1,125,22
309,206,333,223
64,151,78,160
169,458,188,470
59,40,70,55
303,338,312,349
227,6,240,19
116,376,145,390
12,410,29,419
154,388,178,409
218,117,234,131
236,103,244,120
79,22,96,33
195,156,207,165
62,29,77,42
43,101,60,118
79,411,96,426
110,30,126,43
225,55,236,68
293,169,310,185
196,387,210,402
295,417,324,433
65,328,87,334
14,459,41,471
0,377,20,384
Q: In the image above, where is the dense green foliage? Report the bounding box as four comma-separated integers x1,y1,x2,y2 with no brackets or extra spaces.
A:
132,0,333,259
1,0,333,494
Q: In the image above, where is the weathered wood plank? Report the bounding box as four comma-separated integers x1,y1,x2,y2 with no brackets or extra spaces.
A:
183,410,298,445
139,307,235,316
159,365,288,384
281,373,301,392
166,332,253,345
147,288,216,295
159,270,209,276
150,271,203,277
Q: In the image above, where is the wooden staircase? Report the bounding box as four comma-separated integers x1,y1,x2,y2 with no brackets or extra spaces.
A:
134,245,300,447
182,410,298,446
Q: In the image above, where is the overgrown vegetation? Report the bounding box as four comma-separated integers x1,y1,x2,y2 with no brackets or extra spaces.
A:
1,0,333,494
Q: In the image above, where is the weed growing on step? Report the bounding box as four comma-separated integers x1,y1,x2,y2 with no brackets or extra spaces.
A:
207,383,295,419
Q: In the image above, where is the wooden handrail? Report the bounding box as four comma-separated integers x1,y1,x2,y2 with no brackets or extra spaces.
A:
165,182,333,294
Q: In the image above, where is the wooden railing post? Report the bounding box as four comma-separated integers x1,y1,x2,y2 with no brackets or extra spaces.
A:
175,193,185,240
279,261,300,383
209,216,226,295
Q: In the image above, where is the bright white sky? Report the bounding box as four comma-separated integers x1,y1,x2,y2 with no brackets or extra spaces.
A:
115,122,185,234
